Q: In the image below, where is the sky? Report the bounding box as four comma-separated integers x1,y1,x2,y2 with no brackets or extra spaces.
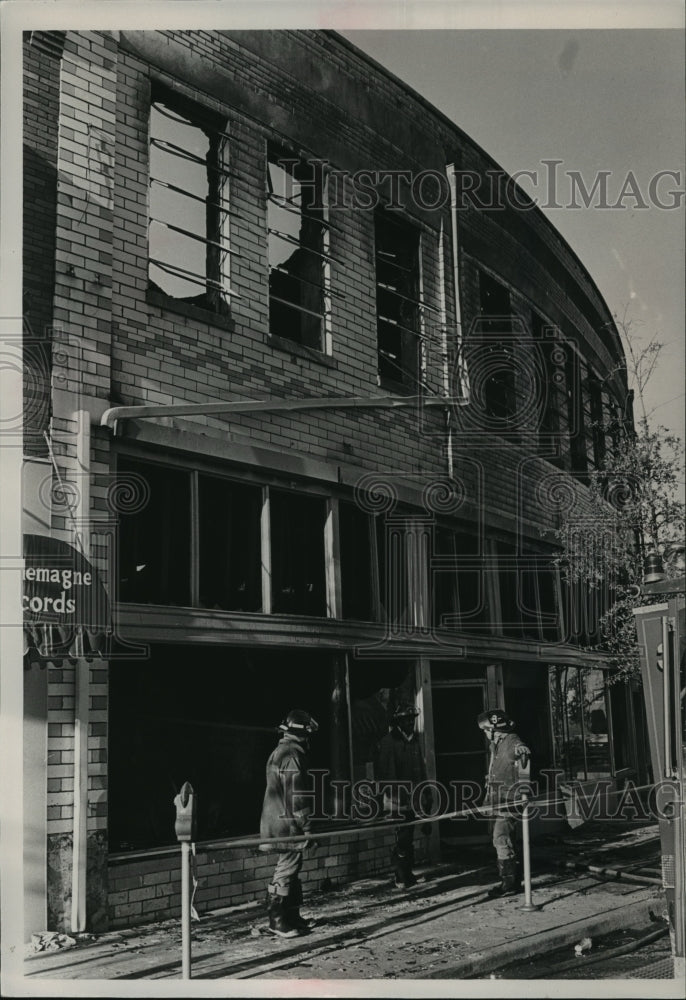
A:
341,28,685,439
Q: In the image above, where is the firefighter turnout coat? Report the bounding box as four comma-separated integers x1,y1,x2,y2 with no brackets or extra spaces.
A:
484,731,530,805
259,733,313,852
375,727,429,815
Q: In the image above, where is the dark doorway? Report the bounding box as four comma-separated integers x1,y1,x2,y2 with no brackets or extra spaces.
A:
431,677,488,843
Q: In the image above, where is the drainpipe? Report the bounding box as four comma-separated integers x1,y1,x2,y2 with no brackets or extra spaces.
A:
71,409,90,932
446,162,469,405
437,216,454,480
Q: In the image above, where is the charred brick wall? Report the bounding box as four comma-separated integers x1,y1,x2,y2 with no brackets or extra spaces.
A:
23,28,626,933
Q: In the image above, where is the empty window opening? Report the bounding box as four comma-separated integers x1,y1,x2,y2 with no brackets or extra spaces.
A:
375,211,421,390
148,87,232,313
268,148,327,349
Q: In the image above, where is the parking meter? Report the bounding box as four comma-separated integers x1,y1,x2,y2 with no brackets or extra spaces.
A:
174,781,197,842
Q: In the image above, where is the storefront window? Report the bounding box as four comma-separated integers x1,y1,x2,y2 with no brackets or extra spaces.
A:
109,646,338,849
549,665,613,780
582,668,612,776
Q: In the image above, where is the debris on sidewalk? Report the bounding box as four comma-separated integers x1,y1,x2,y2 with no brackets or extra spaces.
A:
574,936,593,956
30,932,77,953
23,820,672,983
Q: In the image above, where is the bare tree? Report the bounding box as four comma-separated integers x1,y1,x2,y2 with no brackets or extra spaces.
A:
553,310,684,683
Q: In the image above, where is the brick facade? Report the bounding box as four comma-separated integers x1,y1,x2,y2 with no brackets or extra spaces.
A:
22,28,630,934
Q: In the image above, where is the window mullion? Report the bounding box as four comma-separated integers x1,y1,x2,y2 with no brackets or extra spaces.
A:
370,515,382,623
261,486,272,614
190,470,200,606
325,498,341,619
579,670,589,780
604,678,616,777
486,538,501,636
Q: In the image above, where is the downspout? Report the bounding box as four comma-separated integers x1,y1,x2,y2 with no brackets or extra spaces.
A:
71,409,90,932
437,215,453,480
446,162,469,406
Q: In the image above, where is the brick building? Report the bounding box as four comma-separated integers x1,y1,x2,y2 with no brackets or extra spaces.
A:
22,28,647,935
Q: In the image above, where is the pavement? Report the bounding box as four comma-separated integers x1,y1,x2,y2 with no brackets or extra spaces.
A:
15,818,686,995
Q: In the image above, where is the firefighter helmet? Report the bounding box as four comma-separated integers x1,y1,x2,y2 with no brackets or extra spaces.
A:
393,702,420,720
278,709,319,735
477,708,513,731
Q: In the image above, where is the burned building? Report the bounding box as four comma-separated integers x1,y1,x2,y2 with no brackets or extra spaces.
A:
21,28,646,934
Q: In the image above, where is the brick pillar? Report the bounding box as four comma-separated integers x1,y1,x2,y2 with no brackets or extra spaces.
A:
46,29,117,933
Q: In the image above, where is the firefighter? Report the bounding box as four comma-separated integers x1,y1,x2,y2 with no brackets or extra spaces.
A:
477,708,531,898
259,709,319,937
376,702,432,889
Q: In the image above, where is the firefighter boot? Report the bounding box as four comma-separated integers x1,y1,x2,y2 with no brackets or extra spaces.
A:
266,890,301,938
486,858,520,899
286,879,314,933
392,848,417,889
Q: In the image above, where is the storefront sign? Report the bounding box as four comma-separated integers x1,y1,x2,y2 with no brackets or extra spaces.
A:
23,534,111,667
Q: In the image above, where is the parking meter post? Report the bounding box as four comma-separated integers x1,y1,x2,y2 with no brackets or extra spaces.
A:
181,841,191,980
520,794,540,912
173,781,196,980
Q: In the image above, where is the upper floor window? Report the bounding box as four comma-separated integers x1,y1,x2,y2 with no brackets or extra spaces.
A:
148,86,232,314
375,211,421,390
267,147,327,350
433,527,490,633
497,540,561,642
532,312,571,467
477,271,518,423
602,389,624,461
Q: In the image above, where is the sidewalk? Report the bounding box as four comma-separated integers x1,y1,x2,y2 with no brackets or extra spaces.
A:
20,820,682,990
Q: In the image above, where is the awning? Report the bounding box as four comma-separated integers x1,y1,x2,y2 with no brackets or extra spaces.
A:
23,534,112,669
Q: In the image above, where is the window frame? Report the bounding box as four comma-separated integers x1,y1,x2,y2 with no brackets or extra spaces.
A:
116,450,339,620
147,82,235,323
548,665,614,780
374,208,424,393
266,142,332,354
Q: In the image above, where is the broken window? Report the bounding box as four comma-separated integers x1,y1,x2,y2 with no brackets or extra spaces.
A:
148,86,232,313
108,646,338,847
375,211,421,390
270,489,327,616
267,147,327,349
